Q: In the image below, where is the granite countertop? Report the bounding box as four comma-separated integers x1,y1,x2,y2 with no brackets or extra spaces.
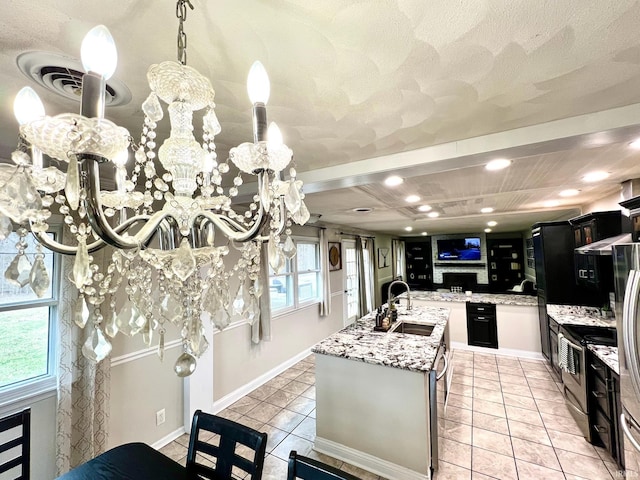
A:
311,305,449,373
547,304,616,328
409,290,538,307
588,344,619,375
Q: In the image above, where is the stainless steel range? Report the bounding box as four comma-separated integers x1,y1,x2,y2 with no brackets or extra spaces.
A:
560,324,617,441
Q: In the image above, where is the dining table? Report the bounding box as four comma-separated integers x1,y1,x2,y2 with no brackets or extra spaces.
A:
55,442,189,479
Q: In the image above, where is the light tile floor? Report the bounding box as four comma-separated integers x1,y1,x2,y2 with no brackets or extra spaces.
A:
159,350,621,480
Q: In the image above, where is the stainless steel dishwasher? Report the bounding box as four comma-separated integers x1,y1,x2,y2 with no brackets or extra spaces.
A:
429,339,452,474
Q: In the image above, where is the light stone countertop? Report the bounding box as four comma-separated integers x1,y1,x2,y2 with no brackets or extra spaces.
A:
311,305,449,373
547,304,616,328
588,344,619,375
408,290,538,307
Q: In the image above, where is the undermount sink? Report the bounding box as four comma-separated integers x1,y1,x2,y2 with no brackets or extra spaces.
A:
390,322,434,336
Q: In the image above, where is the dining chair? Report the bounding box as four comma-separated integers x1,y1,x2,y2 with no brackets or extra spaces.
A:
186,409,267,480
0,408,30,480
287,451,362,480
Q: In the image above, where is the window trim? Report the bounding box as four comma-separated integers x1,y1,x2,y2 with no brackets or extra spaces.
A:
270,236,321,316
0,227,61,409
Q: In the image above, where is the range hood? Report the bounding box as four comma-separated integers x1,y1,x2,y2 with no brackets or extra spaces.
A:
575,233,632,256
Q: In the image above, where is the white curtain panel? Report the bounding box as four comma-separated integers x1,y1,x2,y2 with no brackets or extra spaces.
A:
253,242,272,343
392,239,406,281
319,229,331,317
355,237,369,317
56,247,110,474
365,239,375,313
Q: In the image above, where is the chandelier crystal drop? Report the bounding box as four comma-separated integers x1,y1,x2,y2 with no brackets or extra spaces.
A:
3,1,309,376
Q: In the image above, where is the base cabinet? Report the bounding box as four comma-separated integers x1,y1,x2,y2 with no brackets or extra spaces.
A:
466,302,498,349
588,351,624,469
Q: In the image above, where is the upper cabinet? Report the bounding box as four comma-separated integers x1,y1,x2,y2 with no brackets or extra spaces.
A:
569,211,621,299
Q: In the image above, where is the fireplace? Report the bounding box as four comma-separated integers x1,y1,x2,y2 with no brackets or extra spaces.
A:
442,273,477,291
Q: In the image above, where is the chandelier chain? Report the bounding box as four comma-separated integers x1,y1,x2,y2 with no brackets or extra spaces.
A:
176,0,194,65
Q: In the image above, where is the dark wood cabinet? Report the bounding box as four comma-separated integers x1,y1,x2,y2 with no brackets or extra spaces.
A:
487,238,524,293
570,211,621,302
405,240,432,289
466,302,498,349
587,351,624,469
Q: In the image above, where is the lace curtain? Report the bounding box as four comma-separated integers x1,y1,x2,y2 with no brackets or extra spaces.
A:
56,247,110,474
392,239,406,281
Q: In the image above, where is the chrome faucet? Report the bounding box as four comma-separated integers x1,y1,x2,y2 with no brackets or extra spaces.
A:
387,280,412,310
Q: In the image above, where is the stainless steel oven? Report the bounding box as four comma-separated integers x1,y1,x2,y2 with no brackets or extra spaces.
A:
559,326,590,440
560,324,617,441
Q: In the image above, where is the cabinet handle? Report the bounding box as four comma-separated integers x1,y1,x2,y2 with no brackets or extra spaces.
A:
590,363,604,372
594,425,608,433
592,390,606,398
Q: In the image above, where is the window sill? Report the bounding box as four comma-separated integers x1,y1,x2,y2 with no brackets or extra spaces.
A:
272,300,321,319
0,375,57,417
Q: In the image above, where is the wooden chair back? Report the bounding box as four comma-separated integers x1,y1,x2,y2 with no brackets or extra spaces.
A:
186,409,267,480
287,450,362,480
0,409,30,480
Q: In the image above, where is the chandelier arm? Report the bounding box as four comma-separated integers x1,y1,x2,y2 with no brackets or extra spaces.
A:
81,156,178,249
29,216,151,255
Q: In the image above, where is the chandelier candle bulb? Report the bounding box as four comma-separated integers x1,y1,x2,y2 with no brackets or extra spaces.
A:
80,26,117,119
248,61,270,143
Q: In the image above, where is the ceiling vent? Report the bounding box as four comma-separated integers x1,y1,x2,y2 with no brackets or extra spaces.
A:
17,51,131,106
352,207,373,213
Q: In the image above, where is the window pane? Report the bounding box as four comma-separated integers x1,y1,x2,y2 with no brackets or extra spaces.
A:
298,272,318,302
270,275,293,310
0,306,50,388
0,232,54,303
296,243,319,271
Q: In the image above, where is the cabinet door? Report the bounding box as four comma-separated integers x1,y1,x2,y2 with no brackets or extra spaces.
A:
467,315,498,349
549,330,560,376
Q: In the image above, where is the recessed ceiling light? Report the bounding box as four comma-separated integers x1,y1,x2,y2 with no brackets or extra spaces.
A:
404,226,413,232
428,212,439,218
487,220,497,227
630,138,640,149
543,200,560,207
480,207,494,214
484,228,492,233
405,195,420,203
421,232,427,236
418,204,432,212
485,159,511,171
583,171,609,182
384,175,403,187
559,189,580,197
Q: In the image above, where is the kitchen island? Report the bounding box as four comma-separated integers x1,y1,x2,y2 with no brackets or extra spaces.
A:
408,290,540,357
311,305,450,480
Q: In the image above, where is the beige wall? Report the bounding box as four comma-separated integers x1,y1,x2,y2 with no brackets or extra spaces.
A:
581,189,624,214
373,233,394,307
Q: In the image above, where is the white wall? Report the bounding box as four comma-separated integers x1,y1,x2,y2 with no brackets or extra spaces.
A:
581,189,624,214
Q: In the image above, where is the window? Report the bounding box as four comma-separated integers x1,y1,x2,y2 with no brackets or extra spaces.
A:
269,238,321,313
0,231,58,397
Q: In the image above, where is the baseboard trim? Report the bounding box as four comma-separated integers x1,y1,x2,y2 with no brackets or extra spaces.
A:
150,426,187,450
451,342,544,360
211,348,312,413
313,437,430,480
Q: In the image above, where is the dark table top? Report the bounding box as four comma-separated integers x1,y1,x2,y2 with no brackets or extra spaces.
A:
56,442,189,480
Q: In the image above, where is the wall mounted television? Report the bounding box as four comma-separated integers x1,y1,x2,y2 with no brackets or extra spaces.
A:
436,237,481,261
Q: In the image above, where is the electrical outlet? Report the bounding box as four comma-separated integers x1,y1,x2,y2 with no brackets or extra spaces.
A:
156,408,166,426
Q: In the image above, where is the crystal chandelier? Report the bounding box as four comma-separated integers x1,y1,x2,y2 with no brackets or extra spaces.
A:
3,1,309,376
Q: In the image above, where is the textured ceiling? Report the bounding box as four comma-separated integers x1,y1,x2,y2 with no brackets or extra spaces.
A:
2,1,640,235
